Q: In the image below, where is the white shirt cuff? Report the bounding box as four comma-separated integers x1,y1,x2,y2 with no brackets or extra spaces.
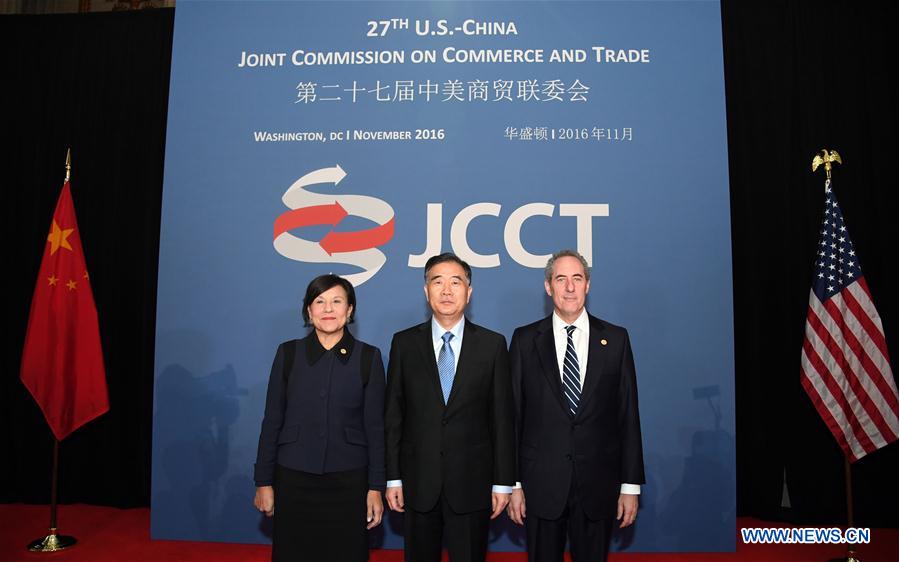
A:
492,485,513,494
386,480,402,488
513,481,636,493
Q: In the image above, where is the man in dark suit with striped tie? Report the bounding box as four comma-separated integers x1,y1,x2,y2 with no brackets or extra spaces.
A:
506,249,645,562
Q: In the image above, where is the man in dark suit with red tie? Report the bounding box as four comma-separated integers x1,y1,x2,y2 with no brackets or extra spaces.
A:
506,249,645,562
384,253,515,562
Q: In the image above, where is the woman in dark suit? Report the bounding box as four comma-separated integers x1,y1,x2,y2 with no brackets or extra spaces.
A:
253,274,385,562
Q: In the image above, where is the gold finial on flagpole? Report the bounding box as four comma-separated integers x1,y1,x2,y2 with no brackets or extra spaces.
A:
65,148,71,182
811,149,842,180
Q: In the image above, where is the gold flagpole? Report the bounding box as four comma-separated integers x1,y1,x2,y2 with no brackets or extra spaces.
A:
811,149,857,562
27,149,78,553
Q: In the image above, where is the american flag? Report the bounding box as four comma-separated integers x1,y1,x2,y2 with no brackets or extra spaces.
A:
800,180,899,461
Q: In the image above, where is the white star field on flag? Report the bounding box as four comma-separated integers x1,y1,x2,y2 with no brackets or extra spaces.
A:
813,184,862,298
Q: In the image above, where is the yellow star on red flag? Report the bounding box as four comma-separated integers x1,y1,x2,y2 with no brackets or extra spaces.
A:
48,220,74,255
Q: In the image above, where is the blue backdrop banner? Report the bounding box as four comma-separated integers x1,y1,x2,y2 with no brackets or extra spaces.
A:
153,0,735,552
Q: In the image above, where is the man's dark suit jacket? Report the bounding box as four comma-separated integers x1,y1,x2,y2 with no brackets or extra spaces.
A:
385,319,515,514
509,314,645,520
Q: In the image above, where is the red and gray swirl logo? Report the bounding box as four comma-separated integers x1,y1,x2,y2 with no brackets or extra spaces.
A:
273,165,395,286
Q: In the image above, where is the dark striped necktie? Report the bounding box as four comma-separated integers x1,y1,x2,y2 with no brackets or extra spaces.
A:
562,325,582,416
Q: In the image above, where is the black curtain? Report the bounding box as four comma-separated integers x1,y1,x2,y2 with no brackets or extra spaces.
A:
2,2,898,526
1,9,173,507
723,1,899,528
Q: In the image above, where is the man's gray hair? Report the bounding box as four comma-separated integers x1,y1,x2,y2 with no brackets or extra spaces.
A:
544,249,590,282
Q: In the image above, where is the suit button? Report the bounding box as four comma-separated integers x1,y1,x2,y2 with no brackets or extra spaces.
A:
440,451,444,457
319,430,325,437
319,390,326,398
442,419,448,425
566,453,572,461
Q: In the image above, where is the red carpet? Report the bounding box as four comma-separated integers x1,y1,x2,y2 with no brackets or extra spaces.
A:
1,504,896,561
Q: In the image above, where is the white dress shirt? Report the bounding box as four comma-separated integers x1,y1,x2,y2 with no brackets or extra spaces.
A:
387,317,512,494
431,315,465,371
552,310,590,387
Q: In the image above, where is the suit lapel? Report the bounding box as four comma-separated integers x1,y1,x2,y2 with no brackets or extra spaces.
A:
445,319,476,409
576,314,608,415
535,317,568,415
414,322,446,407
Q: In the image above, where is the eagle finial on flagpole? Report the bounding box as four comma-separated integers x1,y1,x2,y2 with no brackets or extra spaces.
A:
811,149,841,181
65,148,71,182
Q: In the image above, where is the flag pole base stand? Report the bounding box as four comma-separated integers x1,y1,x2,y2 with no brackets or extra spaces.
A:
27,530,76,552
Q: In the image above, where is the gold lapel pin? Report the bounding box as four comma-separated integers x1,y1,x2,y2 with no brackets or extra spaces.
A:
340,348,347,355
600,339,608,346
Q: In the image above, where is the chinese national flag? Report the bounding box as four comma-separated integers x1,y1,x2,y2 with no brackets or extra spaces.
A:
20,180,109,441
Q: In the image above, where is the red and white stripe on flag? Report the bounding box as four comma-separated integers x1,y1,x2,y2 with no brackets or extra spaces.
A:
801,276,899,461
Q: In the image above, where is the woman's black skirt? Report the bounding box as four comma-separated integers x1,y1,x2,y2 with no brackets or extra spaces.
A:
272,464,369,562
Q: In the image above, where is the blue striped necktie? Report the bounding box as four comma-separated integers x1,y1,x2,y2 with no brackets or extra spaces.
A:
562,325,582,416
438,332,455,404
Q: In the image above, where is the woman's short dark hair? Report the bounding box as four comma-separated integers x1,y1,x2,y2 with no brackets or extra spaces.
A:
302,274,356,326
